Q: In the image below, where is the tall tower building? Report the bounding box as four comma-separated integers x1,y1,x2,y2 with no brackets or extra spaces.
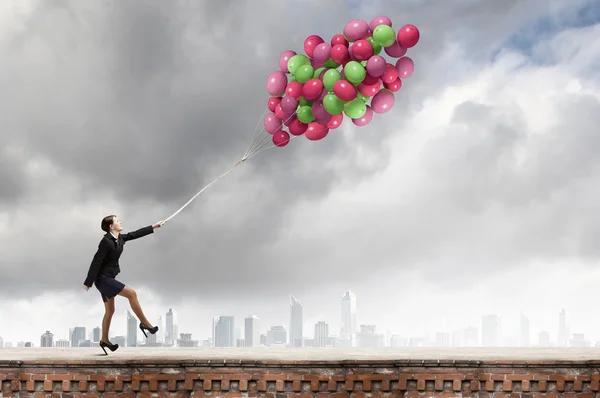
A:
341,291,358,346
289,294,303,347
245,316,260,347
127,310,138,347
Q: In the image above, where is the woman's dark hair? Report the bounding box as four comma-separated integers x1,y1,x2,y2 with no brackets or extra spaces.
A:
101,215,116,233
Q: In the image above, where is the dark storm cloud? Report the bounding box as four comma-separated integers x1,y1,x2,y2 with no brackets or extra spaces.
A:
0,0,594,301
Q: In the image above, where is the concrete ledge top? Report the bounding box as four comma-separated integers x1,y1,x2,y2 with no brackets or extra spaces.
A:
1,347,600,367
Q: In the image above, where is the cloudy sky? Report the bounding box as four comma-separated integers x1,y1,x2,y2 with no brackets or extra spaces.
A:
1,0,600,347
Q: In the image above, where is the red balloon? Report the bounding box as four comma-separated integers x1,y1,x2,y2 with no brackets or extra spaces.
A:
331,34,349,48
304,35,324,58
289,118,308,136
362,73,379,86
383,78,402,92
333,80,357,101
326,113,343,129
275,103,286,120
268,97,281,112
272,129,290,147
330,44,350,65
284,113,297,127
303,78,324,101
362,32,373,40
381,63,399,84
286,81,304,99
397,24,420,48
358,81,381,97
351,40,374,61
306,122,329,141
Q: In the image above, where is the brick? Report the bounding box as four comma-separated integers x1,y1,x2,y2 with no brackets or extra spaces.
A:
78,380,88,391
43,380,52,391
522,380,531,391
239,380,248,391
203,380,211,390
62,380,71,392
454,380,462,391
276,380,284,392
539,380,548,391
503,381,512,391
292,380,302,391
574,380,583,391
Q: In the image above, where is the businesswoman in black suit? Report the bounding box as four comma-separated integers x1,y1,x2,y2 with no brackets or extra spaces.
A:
83,214,165,354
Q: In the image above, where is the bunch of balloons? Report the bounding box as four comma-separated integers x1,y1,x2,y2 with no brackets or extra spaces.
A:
264,16,419,147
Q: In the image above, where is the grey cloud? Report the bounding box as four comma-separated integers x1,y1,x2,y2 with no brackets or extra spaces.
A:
0,0,594,302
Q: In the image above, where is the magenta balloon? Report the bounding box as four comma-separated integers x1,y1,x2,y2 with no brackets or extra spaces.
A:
315,113,332,125
284,113,297,127
312,43,332,63
366,55,387,77
279,50,297,72
343,20,369,42
311,58,324,69
272,129,290,147
312,100,329,120
396,56,414,78
318,87,328,101
281,96,298,113
369,16,392,32
384,41,407,58
264,112,282,134
266,71,287,96
371,90,395,114
352,105,373,126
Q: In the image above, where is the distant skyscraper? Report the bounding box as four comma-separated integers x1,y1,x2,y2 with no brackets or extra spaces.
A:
156,316,165,344
520,313,530,347
70,327,86,347
314,321,329,347
166,308,178,346
40,331,53,348
92,327,101,343
558,309,568,347
213,316,234,347
289,294,303,347
127,311,138,347
341,291,358,346
245,316,260,347
266,326,287,346
482,315,502,347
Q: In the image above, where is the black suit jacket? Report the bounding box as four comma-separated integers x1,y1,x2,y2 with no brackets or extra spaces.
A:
83,225,154,287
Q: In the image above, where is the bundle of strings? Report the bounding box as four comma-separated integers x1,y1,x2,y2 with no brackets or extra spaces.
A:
162,109,301,223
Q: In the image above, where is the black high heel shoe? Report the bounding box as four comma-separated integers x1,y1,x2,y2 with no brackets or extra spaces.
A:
139,322,159,338
99,340,119,355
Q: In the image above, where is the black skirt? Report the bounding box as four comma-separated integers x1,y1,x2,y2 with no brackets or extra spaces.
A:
95,276,125,302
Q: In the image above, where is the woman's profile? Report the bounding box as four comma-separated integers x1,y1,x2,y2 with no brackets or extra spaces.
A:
83,214,165,354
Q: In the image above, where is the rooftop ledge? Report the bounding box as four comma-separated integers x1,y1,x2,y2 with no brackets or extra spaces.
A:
1,347,600,368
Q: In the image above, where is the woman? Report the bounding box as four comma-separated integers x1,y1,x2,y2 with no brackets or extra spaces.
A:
83,214,165,354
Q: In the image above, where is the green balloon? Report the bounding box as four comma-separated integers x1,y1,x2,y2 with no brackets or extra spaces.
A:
313,67,326,79
297,105,315,123
343,99,367,119
288,54,310,75
357,93,369,103
373,25,396,47
344,61,366,85
295,64,314,84
360,60,367,67
290,75,296,82
299,97,313,107
324,59,340,69
323,69,341,91
323,93,345,115
367,37,382,55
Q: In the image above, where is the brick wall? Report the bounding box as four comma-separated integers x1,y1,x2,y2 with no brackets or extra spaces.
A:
1,358,599,397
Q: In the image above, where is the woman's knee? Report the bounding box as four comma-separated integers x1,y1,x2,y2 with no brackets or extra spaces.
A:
120,286,137,299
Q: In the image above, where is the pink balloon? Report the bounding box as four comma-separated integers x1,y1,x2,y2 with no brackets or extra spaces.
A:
303,79,324,101
311,59,324,69
305,122,329,141
358,81,381,97
273,130,290,147
315,113,332,125
286,81,304,99
384,41,407,58
397,25,420,48
266,71,287,96
267,97,281,112
381,63,399,84
318,87,328,101
352,105,373,126
289,119,308,136
396,56,414,78
371,90,395,114
279,51,296,72
264,113,282,134
326,113,344,129
331,34,349,48
275,103,286,120
304,35,324,58
351,40,374,61
333,80,357,101
313,43,332,63
362,73,379,85
383,78,402,93
343,20,369,42
311,100,329,120
366,55,386,77
331,44,350,65
281,96,298,113
369,16,392,32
